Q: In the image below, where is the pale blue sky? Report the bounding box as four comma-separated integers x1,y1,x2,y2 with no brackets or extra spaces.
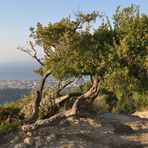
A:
0,0,148,63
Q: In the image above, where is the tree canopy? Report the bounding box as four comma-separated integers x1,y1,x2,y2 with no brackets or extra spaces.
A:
21,4,148,124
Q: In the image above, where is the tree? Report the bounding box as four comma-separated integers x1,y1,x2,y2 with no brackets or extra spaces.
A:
21,4,148,128
103,4,148,100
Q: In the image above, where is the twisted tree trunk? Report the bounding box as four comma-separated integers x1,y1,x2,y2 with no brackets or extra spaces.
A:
22,97,81,131
54,93,82,105
23,76,100,130
28,70,51,123
54,76,100,105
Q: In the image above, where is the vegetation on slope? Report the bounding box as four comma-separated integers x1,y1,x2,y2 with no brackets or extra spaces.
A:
0,4,147,135
0,88,31,104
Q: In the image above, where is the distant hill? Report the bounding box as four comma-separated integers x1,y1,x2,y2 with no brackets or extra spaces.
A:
0,88,31,104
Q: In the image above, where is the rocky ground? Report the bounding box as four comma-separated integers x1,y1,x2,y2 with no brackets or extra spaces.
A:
0,112,148,148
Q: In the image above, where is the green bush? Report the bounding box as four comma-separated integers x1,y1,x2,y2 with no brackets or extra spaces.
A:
20,88,59,119
115,92,148,114
39,96,58,119
93,96,110,113
0,119,20,135
73,80,148,114
0,103,21,124
91,88,148,114
19,91,35,119
0,102,22,136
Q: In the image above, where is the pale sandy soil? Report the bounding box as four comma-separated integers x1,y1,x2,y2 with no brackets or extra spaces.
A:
132,111,148,118
0,112,148,148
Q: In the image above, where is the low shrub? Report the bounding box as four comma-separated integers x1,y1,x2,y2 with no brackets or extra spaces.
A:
0,102,22,136
0,103,21,124
93,96,110,113
115,92,148,114
0,119,20,135
39,95,58,119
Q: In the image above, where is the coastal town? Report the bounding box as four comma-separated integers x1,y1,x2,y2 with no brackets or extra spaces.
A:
0,80,38,89
0,79,83,104
0,79,83,90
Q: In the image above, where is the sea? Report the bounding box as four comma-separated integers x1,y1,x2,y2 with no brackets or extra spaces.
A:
0,62,39,104
0,62,39,80
0,62,87,104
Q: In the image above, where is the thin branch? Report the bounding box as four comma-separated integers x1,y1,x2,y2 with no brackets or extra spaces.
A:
29,41,44,66
19,41,44,66
56,77,77,96
61,77,76,90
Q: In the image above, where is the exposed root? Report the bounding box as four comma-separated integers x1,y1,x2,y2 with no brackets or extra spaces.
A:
22,98,80,131
22,77,100,131
54,93,82,105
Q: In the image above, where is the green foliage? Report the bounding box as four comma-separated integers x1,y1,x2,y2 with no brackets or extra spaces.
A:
25,5,148,115
73,80,91,93
39,89,59,119
29,4,147,92
19,88,59,119
112,4,148,90
0,105,20,124
0,102,22,136
0,90,35,121
0,90,36,136
74,80,148,114
20,91,37,118
39,103,58,119
93,96,110,113
93,92,148,114
115,92,148,114
0,119,20,136
99,89,118,112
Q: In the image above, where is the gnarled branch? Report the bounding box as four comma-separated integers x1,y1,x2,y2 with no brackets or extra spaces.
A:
54,92,82,105
56,77,77,96
19,41,44,66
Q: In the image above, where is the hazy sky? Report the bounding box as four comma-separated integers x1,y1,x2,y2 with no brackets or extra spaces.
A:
0,0,148,63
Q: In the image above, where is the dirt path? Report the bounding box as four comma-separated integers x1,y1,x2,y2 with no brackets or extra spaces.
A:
0,113,148,148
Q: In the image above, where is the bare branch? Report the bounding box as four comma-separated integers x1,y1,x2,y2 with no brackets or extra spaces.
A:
56,77,77,96
29,41,44,66
18,41,44,66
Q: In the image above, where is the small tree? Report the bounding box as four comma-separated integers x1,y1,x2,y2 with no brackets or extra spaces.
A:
21,4,148,126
